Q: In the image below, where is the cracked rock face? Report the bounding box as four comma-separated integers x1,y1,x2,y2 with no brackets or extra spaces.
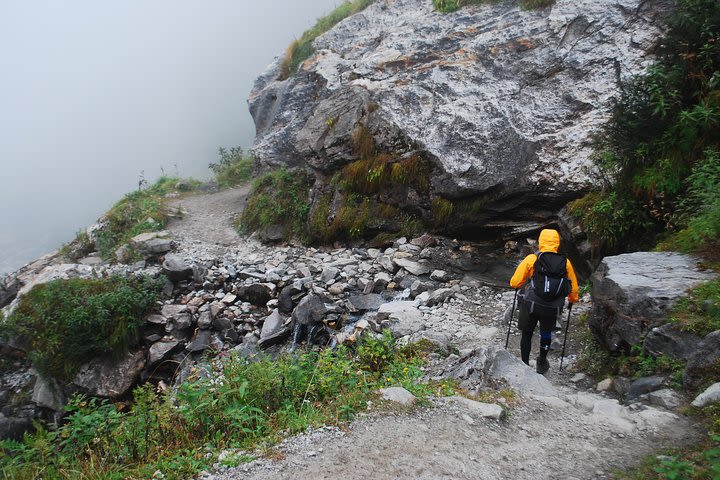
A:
249,0,670,235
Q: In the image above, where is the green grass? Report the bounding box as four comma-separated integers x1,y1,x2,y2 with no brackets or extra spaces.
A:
240,168,311,241
669,278,720,336
279,0,376,79
0,331,454,480
209,146,254,188
1,276,162,381
94,176,195,260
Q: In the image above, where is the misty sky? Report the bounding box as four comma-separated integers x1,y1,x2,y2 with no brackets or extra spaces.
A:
0,0,342,275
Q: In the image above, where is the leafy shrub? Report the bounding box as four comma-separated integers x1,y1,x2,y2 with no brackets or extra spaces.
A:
587,0,720,255
240,168,311,241
2,276,161,380
95,176,193,260
209,146,254,188
519,0,554,8
279,0,376,79
0,331,435,479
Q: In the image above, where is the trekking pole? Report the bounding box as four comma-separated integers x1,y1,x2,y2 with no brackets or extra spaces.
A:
504,289,519,350
559,303,573,371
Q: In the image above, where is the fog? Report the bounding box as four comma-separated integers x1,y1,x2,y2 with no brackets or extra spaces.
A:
0,0,342,275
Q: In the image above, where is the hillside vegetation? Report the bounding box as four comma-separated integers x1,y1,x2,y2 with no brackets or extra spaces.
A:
570,0,720,263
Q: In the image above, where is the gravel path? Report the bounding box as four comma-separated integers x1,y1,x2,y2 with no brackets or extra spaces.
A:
166,186,250,253
161,190,701,480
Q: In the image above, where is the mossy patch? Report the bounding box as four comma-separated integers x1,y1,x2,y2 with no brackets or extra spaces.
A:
669,278,720,336
240,168,311,241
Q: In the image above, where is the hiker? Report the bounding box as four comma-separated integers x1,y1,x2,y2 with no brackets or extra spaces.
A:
509,229,578,374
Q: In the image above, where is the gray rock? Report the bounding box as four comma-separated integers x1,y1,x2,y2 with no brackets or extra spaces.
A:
446,347,556,397
321,267,340,285
172,313,193,331
647,389,683,410
161,304,188,318
379,387,416,406
73,350,146,398
197,311,213,330
425,288,455,307
292,294,327,325
0,274,20,308
146,314,167,326
347,294,384,312
378,256,397,273
393,258,431,276
186,330,214,353
589,252,717,352
212,317,234,332
644,324,702,361
237,284,272,307
148,340,179,365
31,376,65,411
691,382,720,408
249,0,671,238
430,270,449,282
450,396,504,420
162,254,193,283
377,301,425,338
0,415,33,441
626,376,666,403
596,378,613,392
129,231,173,255
260,309,285,340
684,330,720,390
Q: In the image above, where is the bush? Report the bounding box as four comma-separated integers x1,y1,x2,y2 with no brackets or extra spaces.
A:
95,176,194,260
587,0,720,255
2,276,162,380
432,0,552,13
279,0,376,79
0,332,435,479
240,168,311,241
209,146,253,188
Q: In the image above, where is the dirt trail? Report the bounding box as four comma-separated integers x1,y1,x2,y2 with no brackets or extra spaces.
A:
166,190,700,480
166,186,250,252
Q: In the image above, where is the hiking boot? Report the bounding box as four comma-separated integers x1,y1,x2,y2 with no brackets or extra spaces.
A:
536,356,550,375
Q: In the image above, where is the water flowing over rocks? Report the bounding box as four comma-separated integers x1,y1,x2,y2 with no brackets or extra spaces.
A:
250,0,671,238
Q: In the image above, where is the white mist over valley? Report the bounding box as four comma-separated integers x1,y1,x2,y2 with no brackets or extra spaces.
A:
0,0,341,275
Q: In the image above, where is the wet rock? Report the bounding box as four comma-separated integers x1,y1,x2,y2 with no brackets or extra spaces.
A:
589,252,717,353
73,350,146,398
186,330,214,353
347,294,384,312
691,382,720,408
626,376,666,403
393,258,431,276
292,294,328,325
31,376,65,411
162,254,193,283
644,324,702,361
237,284,272,307
259,309,291,349
377,301,425,338
379,387,416,406
197,311,213,329
0,414,33,441
684,330,720,390
148,340,179,366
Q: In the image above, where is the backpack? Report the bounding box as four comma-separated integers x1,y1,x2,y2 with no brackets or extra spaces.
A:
530,252,571,302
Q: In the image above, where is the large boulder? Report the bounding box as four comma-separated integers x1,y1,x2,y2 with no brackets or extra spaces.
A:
292,294,328,326
73,350,146,399
249,0,671,238
589,252,717,353
162,255,193,283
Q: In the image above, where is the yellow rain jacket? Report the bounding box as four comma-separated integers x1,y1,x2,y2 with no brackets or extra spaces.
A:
509,229,579,304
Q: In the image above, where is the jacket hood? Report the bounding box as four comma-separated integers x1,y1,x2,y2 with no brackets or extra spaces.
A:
538,229,560,253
